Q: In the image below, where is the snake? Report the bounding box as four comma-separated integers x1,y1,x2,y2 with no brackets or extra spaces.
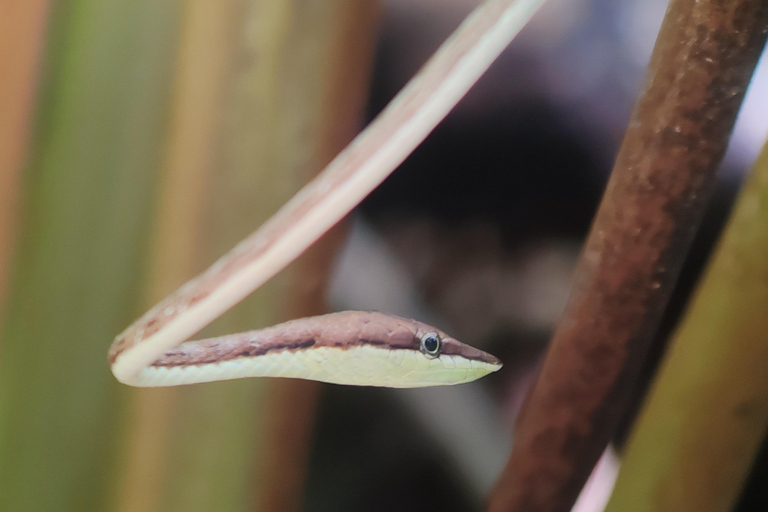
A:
108,0,547,388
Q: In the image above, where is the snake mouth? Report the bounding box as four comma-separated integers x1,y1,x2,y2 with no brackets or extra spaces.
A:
483,353,504,368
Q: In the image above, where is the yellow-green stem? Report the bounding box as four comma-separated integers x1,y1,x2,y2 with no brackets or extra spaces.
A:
605,142,768,512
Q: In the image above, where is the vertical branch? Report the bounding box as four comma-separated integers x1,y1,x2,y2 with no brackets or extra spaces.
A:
487,1,768,511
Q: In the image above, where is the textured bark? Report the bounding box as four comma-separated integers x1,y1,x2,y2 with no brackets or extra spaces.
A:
486,1,768,511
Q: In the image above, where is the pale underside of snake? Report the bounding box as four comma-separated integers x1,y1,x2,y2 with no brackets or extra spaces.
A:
108,0,548,388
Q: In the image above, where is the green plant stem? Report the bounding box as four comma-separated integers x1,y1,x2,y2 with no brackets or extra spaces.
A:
604,141,768,512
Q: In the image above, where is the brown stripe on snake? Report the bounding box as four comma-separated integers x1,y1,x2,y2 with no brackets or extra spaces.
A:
143,311,501,368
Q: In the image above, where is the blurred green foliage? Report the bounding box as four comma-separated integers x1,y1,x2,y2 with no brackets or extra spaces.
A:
0,1,179,509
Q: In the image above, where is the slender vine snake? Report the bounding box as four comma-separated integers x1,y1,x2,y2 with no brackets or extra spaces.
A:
108,0,547,388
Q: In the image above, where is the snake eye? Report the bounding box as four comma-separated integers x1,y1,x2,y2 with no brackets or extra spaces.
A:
420,332,441,357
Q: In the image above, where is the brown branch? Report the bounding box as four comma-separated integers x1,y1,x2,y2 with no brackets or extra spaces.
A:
486,1,768,511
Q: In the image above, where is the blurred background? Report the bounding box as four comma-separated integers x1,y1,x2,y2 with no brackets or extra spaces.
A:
1,0,767,511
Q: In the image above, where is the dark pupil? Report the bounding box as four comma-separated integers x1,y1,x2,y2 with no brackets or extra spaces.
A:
423,336,439,353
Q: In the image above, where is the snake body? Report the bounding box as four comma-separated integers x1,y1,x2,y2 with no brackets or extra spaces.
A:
108,0,545,388
112,311,501,387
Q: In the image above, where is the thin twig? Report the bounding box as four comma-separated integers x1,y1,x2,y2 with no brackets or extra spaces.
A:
486,1,768,511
